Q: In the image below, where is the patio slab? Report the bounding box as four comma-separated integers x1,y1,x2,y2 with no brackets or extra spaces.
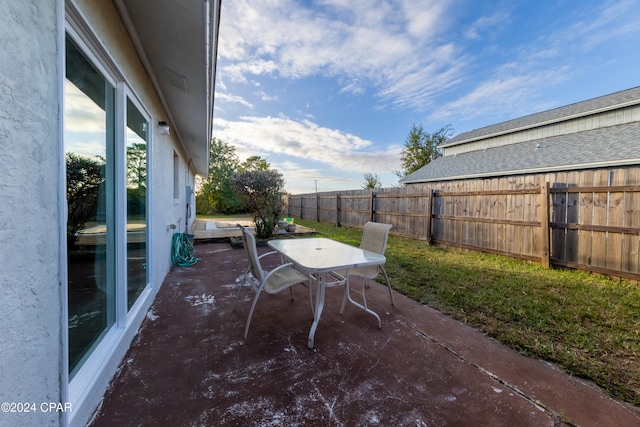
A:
191,219,316,241
89,241,640,426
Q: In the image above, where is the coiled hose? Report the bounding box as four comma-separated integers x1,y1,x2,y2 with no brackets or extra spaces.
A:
171,232,200,267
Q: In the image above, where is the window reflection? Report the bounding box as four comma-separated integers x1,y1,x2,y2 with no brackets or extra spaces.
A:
65,36,115,377
126,99,148,310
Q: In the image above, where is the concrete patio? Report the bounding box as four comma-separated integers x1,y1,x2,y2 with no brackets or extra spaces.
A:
89,239,640,426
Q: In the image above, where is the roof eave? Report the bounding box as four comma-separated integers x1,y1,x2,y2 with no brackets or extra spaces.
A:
402,158,640,184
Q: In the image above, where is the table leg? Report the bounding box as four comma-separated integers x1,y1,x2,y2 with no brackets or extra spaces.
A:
308,272,326,349
343,271,381,328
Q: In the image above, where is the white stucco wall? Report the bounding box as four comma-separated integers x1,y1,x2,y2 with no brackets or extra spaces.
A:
0,1,201,424
74,0,192,284
66,2,197,425
0,1,64,426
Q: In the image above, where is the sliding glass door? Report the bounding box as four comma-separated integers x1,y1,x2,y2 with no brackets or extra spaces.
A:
65,36,116,377
65,34,150,377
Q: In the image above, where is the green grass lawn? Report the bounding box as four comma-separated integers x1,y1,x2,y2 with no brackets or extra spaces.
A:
291,218,640,407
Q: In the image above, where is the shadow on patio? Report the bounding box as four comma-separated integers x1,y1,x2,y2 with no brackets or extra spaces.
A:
89,240,640,426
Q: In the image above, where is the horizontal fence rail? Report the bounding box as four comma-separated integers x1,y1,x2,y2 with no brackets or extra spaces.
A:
287,167,640,281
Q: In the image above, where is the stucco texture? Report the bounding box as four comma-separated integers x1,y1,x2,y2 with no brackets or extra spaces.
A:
0,1,63,426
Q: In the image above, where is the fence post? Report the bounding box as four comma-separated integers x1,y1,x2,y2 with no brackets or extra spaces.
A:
427,190,434,244
370,192,375,222
336,193,341,227
316,193,320,222
540,182,551,268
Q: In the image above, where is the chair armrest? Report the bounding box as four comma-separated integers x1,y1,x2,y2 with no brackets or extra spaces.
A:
257,250,280,260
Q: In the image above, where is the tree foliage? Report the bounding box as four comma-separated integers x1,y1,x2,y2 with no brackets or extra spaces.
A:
362,172,382,189
238,155,270,172
396,124,453,179
66,152,105,248
230,169,286,239
196,137,243,214
126,142,146,189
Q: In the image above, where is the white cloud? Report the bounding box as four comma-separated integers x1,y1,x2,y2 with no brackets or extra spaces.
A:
213,116,401,174
215,92,254,108
256,90,278,101
217,0,462,109
430,0,640,127
464,11,511,40
429,67,571,125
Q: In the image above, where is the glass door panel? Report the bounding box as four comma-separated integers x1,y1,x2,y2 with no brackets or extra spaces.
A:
125,98,148,310
65,36,115,377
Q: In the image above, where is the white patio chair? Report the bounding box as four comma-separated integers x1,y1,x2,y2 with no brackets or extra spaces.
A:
232,225,312,339
333,222,394,313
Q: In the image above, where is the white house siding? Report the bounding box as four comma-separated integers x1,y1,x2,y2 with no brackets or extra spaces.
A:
1,1,201,426
0,1,64,426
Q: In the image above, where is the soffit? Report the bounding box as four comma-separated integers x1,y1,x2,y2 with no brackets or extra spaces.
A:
114,0,218,175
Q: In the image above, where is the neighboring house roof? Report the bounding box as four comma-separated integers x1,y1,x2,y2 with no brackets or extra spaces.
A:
401,121,640,184
114,0,221,176
442,86,640,148
402,86,640,184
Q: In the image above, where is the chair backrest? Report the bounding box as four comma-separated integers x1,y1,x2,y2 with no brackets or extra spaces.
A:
239,226,265,282
360,222,392,255
354,222,392,279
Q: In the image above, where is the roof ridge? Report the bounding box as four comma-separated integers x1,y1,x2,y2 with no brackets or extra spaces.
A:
445,86,640,146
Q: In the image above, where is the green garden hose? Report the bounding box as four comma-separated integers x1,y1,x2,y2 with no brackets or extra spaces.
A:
171,232,200,267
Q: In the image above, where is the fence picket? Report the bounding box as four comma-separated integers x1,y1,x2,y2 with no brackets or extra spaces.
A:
288,169,640,280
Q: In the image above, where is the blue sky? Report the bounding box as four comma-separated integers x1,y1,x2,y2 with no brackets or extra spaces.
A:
213,0,640,194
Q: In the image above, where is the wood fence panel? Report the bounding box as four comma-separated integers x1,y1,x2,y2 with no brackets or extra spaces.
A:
504,176,516,254
550,176,568,261
469,179,484,248
461,180,471,246
578,170,594,267
524,175,538,257
495,177,507,252
486,178,497,251
565,171,581,263
607,170,625,271
287,167,640,280
445,181,455,245
451,181,460,245
591,170,609,269
399,191,409,236
510,176,524,256
623,169,640,275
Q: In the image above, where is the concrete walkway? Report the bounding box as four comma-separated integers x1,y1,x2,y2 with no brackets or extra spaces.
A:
90,241,640,426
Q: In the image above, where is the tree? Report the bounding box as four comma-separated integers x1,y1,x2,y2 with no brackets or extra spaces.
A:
126,142,146,189
196,137,243,214
362,172,382,189
66,152,105,248
230,169,286,239
238,155,270,172
395,124,453,179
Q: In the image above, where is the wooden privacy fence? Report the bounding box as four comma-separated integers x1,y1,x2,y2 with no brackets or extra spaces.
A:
287,181,640,281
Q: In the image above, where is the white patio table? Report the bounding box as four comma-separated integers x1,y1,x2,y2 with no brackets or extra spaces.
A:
267,237,386,349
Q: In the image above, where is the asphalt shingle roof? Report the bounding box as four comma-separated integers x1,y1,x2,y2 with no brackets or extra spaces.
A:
401,122,640,183
443,86,640,147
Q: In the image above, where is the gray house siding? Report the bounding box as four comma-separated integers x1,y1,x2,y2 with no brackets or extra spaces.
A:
402,86,640,185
